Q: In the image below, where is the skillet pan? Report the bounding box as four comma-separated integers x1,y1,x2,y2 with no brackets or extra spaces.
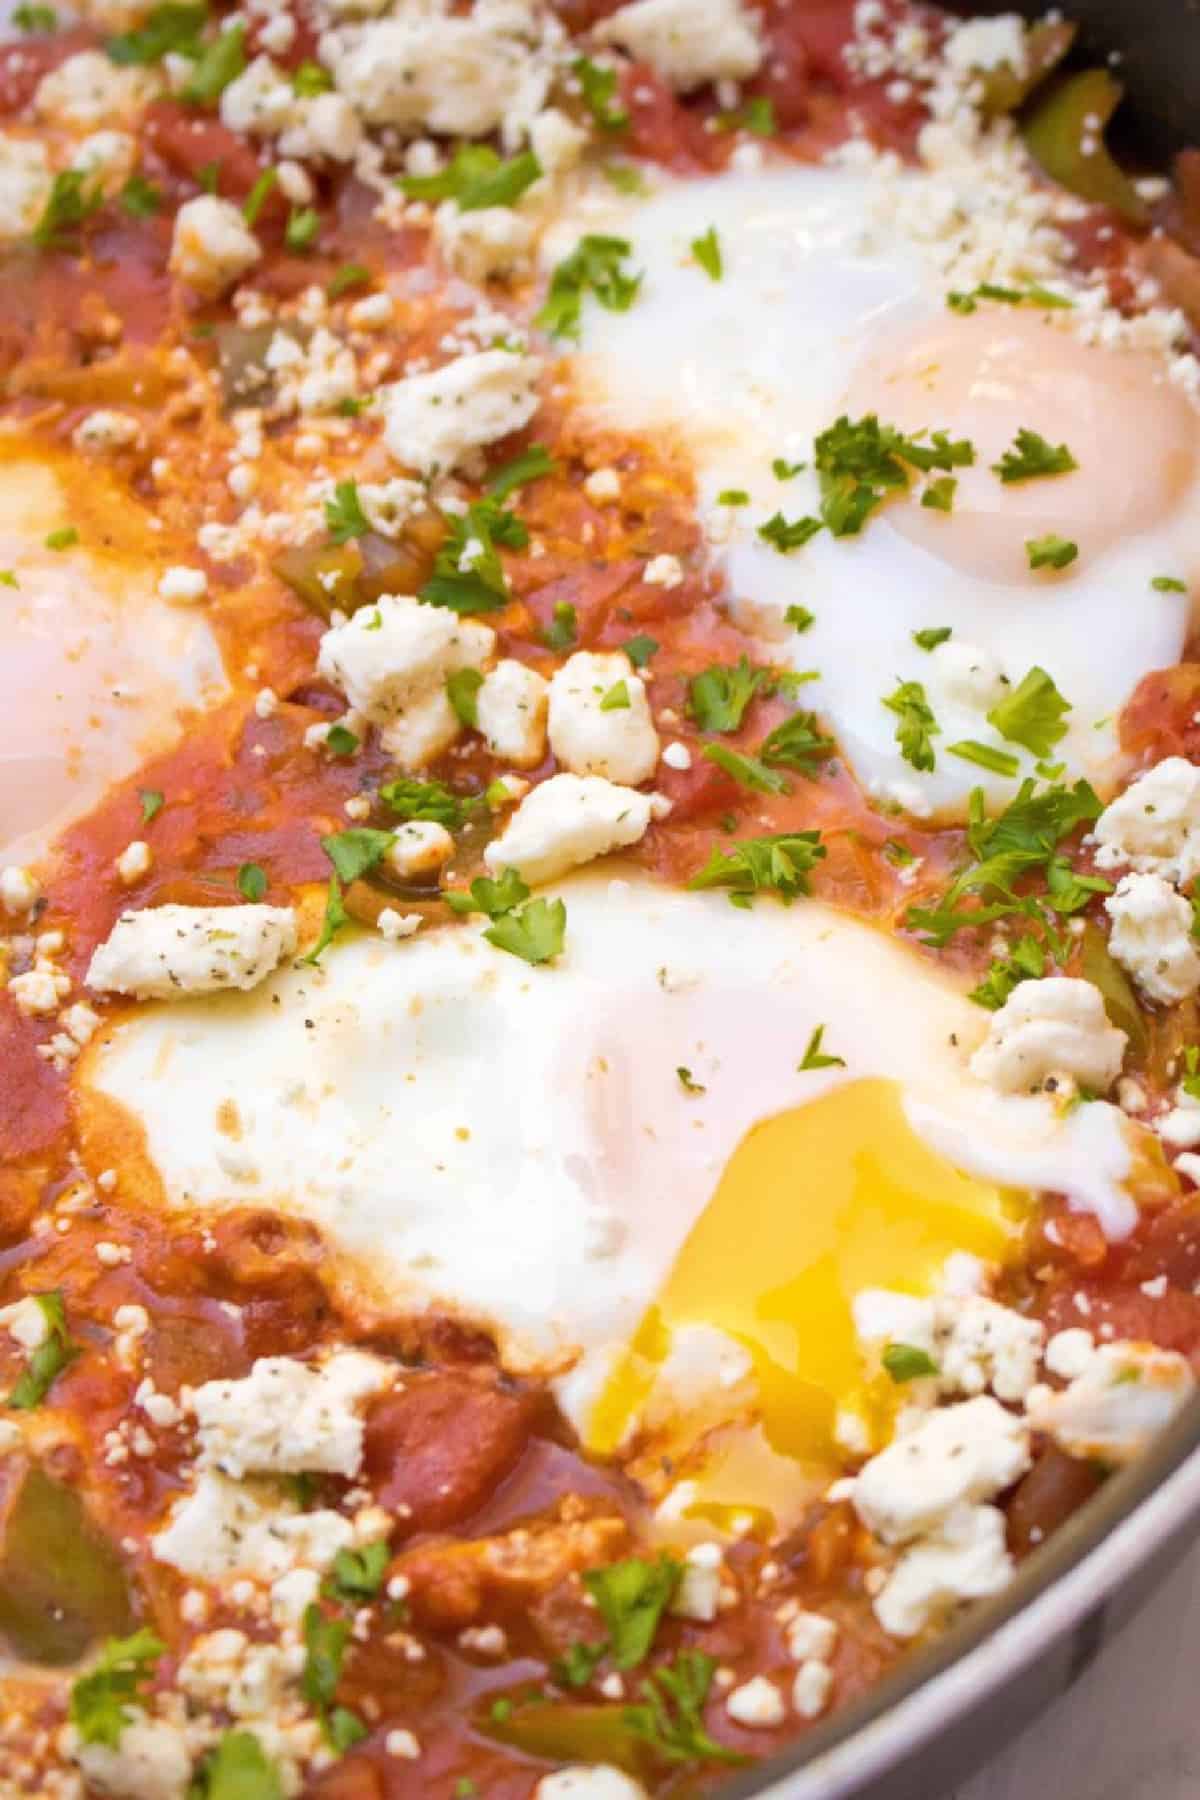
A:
737,3,1200,1793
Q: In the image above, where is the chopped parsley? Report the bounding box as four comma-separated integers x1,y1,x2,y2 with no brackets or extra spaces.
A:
486,443,559,502
992,428,1078,484
69,1629,164,1748
946,281,1072,314
759,710,834,775
687,656,764,732
191,1731,284,1800
553,1641,607,1688
883,678,939,773
814,413,974,537
328,262,371,299
445,870,565,965
325,724,359,757
542,600,578,652
623,633,658,668
1152,575,1187,593
758,511,823,553
182,21,246,104
583,1555,681,1669
120,174,161,217
987,665,1070,758
446,667,484,726
33,171,102,248
13,3,57,27
947,740,1020,778
45,526,79,550
106,1,204,63
913,626,952,651
602,162,647,195
688,830,825,907
536,234,642,340
882,1343,939,1382
292,59,333,97
0,571,16,587
691,226,723,280
1026,533,1078,571
772,456,806,480
784,604,814,632
237,862,267,902
302,830,394,965
573,55,628,131
798,1023,845,1071
599,679,630,711
702,743,790,794
196,159,221,194
138,788,164,822
715,95,776,136
242,166,277,226
400,144,542,212
380,776,470,828
326,1542,389,1603
285,206,320,251
7,1291,78,1410
324,480,370,545
626,1650,746,1766
718,488,750,506
302,1605,365,1752
420,497,526,614
921,475,957,512
676,1066,705,1095
969,933,1045,1010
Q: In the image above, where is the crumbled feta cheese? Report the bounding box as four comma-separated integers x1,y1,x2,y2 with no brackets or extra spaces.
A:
317,594,494,768
0,1296,50,1351
71,128,138,193
116,840,153,885
671,1544,723,1622
35,51,153,130
285,89,362,161
942,15,1028,77
382,349,542,477
483,772,660,886
0,134,51,243
583,467,621,505
385,1728,421,1759
476,658,550,768
73,408,141,454
86,903,296,999
529,105,588,176
548,650,660,786
9,966,67,1015
434,200,536,284
725,1674,786,1728
853,1396,1030,1544
170,195,262,295
662,741,691,771
268,325,358,415
219,54,294,136
69,1712,191,1800
1044,1327,1096,1380
929,639,1008,711
157,565,209,604
0,865,40,916
792,1658,833,1719
190,1349,392,1477
378,908,422,941
152,1469,353,1579
177,1627,299,1718
786,1611,838,1663
1026,1340,1195,1464
387,820,454,880
643,553,684,589
873,1500,1013,1638
1093,757,1200,886
596,0,763,91
535,1773,647,1800
856,1290,1044,1404
1103,871,1200,1004
969,977,1126,1095
357,476,425,537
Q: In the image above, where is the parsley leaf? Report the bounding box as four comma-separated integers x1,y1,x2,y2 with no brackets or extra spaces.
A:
292,59,332,96
106,1,204,63
328,262,370,298
45,526,79,550
420,497,525,614
992,428,1078,484
322,827,394,885
242,166,277,225
285,206,320,251
715,95,776,136
987,666,1070,757
624,634,658,668
380,777,470,828
1153,575,1187,593
32,170,103,248
784,604,814,632
120,174,161,217
883,679,939,772
69,1629,163,1748
882,1343,939,1382
1026,533,1078,571
691,226,722,280
139,788,164,822
191,1730,284,1800
969,933,1045,1009
798,1023,845,1071
718,488,749,506
302,880,345,964
536,234,641,340
237,862,267,901
8,1291,79,1410
757,511,823,553
688,831,825,907
687,656,764,733
326,1542,389,1603
486,443,559,502
921,475,957,512
583,1555,680,1670
325,480,370,545
772,456,805,479
947,739,1020,777
625,1650,745,1766
14,3,57,28
553,1641,608,1688
814,413,974,537
759,710,834,776
182,21,245,103
946,281,1071,314
444,868,528,919
600,679,630,712
325,724,359,757
913,626,951,651
573,55,628,130
676,1066,706,1094
542,601,578,651
400,144,542,212
447,667,484,725
484,896,566,965
302,1605,365,1751
702,743,790,793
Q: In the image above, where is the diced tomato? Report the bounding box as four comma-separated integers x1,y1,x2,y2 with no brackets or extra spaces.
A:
0,27,93,115
364,1370,546,1532
1119,663,1200,763
142,100,272,203
1006,1448,1106,1558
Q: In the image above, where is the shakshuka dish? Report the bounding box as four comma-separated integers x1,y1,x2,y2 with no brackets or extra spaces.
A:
2,0,1200,1793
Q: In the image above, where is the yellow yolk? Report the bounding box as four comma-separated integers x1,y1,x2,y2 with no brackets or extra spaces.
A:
590,1079,1025,1472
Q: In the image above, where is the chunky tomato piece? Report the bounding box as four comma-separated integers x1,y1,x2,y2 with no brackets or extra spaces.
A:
364,1370,547,1532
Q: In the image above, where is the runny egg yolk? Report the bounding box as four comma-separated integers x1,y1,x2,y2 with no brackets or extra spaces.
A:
590,1079,1025,1472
